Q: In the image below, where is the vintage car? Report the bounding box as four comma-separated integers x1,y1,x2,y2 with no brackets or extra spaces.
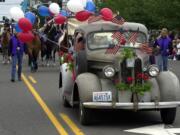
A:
59,21,180,125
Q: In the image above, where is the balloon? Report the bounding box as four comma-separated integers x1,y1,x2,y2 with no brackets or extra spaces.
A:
14,23,22,33
38,6,50,17
25,11,36,24
79,0,87,7
9,7,24,21
67,0,84,13
49,3,60,15
17,31,34,43
18,18,33,32
100,8,113,21
60,10,70,17
75,10,92,21
54,15,66,24
85,1,96,12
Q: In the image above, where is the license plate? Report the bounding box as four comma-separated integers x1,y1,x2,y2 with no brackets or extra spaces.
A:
93,91,112,102
126,58,135,68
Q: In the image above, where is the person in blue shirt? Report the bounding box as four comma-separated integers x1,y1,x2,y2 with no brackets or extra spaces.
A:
9,32,26,82
154,28,172,71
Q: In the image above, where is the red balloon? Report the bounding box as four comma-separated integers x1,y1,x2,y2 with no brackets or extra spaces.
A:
75,10,92,22
17,31,34,43
54,15,66,24
18,18,33,32
100,8,113,21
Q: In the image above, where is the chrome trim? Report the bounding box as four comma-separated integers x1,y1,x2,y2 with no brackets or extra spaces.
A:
83,102,180,110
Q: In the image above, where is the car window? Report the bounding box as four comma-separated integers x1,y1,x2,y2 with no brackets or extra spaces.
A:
88,31,147,50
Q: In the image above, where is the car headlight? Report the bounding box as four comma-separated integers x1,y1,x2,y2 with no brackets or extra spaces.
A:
103,66,115,78
148,65,159,77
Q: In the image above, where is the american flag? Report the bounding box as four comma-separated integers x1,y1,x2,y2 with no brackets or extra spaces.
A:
140,43,152,54
111,15,125,25
111,32,125,43
105,43,121,55
128,32,139,45
88,15,102,23
105,31,125,55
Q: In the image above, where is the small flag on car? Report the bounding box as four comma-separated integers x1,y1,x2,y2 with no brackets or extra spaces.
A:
128,32,138,45
140,43,152,54
105,43,121,55
111,31,125,43
105,30,126,55
111,15,125,25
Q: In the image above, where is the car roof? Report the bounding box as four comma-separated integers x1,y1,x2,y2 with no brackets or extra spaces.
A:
75,21,148,35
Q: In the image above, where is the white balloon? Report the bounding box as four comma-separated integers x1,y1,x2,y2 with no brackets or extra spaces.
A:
49,3,60,15
79,0,87,7
67,0,84,13
9,7,24,21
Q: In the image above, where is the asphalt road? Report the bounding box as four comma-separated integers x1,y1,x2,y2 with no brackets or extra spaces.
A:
0,57,180,135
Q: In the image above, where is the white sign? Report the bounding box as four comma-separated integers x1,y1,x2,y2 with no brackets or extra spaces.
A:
125,124,180,135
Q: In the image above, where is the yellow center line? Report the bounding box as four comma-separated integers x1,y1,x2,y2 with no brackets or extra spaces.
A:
21,73,68,135
60,113,85,135
28,76,37,84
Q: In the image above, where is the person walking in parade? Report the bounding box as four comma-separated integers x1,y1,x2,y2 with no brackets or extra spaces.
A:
154,28,172,71
9,32,25,82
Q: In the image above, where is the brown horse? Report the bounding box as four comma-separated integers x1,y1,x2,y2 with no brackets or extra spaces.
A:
26,32,41,72
1,27,11,64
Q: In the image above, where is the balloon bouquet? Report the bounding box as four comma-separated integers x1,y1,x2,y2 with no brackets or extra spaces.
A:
9,7,35,43
9,1,114,43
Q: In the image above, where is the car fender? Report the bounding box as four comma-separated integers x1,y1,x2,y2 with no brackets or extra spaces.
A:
75,73,102,102
149,78,160,102
61,63,74,98
156,71,180,101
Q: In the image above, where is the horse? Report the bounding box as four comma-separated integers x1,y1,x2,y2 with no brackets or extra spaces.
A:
41,22,62,66
1,27,11,64
26,32,41,72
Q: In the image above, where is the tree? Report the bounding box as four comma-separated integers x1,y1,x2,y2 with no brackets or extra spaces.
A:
98,0,180,29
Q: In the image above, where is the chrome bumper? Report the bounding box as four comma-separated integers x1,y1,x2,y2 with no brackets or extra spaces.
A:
83,102,180,110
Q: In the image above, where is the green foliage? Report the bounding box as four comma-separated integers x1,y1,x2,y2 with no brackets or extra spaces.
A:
99,0,180,29
121,48,134,59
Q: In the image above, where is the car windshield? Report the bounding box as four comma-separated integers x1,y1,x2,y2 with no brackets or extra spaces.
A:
88,31,147,50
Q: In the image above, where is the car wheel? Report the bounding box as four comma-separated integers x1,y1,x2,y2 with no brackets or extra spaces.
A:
79,102,91,125
160,108,176,124
62,95,71,107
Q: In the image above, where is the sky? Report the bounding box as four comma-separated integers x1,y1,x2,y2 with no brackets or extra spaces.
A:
0,0,23,20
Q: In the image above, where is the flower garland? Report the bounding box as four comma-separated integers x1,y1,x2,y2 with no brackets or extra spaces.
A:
59,51,74,72
115,73,151,95
59,51,76,81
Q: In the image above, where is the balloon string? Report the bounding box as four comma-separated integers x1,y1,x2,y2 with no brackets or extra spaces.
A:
33,30,68,50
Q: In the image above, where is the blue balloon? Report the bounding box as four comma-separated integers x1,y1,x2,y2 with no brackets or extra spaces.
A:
60,10,69,17
14,23,22,33
85,1,96,12
38,6,50,17
25,11,36,24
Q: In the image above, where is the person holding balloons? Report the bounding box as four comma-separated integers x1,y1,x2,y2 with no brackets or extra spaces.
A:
9,31,26,82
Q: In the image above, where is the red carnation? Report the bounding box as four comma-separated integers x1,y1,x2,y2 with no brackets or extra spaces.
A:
59,51,64,56
67,53,73,62
137,73,144,79
127,77,134,84
143,74,149,81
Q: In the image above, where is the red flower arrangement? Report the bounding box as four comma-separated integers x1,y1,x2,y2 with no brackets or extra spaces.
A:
136,73,149,81
127,77,134,84
116,72,152,95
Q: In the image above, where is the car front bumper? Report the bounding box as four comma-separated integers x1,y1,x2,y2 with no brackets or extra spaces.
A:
83,101,180,110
